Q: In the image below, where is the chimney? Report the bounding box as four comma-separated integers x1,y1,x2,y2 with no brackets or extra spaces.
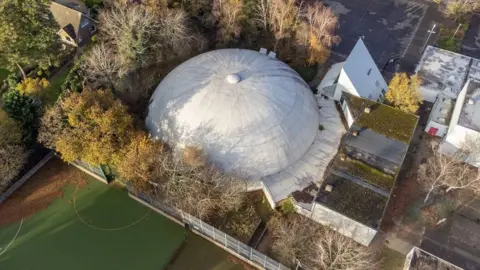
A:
352,130,359,137
325,184,334,192
364,107,371,114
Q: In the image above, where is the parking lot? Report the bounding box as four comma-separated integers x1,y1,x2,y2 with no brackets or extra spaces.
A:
461,13,480,59
326,0,427,77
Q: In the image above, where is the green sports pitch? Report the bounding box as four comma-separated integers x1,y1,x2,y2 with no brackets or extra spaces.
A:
0,171,242,270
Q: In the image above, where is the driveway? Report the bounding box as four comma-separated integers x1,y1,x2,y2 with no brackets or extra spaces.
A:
461,13,480,59
325,0,427,78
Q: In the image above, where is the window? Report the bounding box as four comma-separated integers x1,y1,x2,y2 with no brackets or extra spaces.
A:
367,68,372,76
381,88,386,94
65,36,72,42
375,80,380,87
80,17,89,28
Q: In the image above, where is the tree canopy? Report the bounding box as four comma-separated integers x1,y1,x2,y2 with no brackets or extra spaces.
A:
385,73,422,114
2,90,41,144
39,89,134,165
0,0,60,76
0,109,29,191
17,77,50,97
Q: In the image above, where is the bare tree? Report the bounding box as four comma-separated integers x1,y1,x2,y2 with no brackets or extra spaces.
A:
0,144,29,192
254,0,272,32
0,112,28,192
312,229,374,270
160,158,247,219
99,4,203,74
212,0,245,44
269,214,375,269
299,2,340,65
419,141,480,204
253,0,301,51
82,42,121,90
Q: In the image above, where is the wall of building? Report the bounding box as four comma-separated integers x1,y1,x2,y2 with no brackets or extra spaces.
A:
425,121,448,137
419,86,442,103
339,39,388,102
58,29,78,47
297,202,377,246
341,99,355,127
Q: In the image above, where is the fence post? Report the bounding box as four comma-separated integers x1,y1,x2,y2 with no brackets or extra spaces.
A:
250,248,252,260
237,240,240,253
213,227,216,240
224,233,227,247
263,255,267,268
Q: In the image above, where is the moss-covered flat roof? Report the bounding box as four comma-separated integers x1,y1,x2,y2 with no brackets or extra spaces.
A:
333,155,395,191
343,93,418,143
315,174,387,228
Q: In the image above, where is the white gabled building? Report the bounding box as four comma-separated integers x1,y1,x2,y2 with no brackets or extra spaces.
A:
318,38,388,103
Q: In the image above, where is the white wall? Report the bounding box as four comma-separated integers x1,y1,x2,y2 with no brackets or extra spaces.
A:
419,86,441,103
342,102,354,127
339,39,388,102
301,202,378,246
425,121,448,137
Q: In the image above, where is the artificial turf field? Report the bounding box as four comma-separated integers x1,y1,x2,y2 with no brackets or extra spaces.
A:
0,158,243,270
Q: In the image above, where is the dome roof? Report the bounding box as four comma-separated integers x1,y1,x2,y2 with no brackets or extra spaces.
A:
146,49,320,179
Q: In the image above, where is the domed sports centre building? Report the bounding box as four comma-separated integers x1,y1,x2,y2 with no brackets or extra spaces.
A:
146,49,344,207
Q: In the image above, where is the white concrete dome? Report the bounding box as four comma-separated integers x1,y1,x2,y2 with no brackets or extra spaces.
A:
146,49,320,179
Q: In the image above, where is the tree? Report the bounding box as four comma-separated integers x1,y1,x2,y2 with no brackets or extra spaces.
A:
0,110,29,192
212,0,245,45
2,90,41,144
37,103,64,149
419,141,480,204
159,155,247,219
97,3,202,77
269,214,375,269
0,0,60,78
299,3,340,65
116,132,171,190
16,77,50,97
312,228,374,270
445,0,479,22
38,89,134,165
385,73,422,114
82,43,121,90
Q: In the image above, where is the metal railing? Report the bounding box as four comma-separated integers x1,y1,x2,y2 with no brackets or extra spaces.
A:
132,192,290,270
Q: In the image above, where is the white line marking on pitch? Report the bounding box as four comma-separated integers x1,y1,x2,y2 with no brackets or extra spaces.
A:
0,218,24,256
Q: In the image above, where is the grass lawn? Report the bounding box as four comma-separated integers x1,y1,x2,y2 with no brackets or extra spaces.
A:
44,66,72,105
436,24,469,53
0,158,243,270
0,68,9,82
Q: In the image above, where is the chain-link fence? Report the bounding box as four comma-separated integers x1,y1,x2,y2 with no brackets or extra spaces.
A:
131,192,290,270
70,160,108,184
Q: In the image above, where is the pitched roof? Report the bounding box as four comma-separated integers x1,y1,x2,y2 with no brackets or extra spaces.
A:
61,24,76,39
50,1,94,42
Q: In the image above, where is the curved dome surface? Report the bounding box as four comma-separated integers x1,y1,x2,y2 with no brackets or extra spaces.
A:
146,49,320,179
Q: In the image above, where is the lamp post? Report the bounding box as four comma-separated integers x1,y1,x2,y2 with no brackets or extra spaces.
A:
421,23,437,53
